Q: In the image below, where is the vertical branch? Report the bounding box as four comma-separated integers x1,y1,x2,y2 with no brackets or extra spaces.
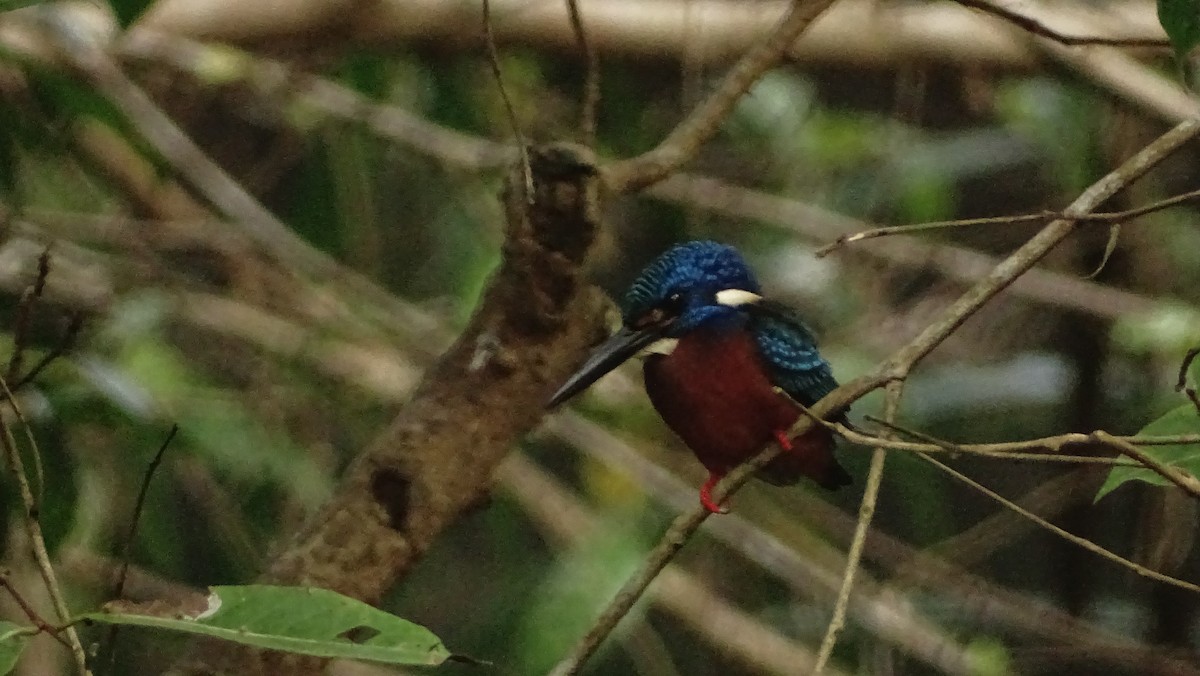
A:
564,0,599,148
0,376,89,674
1176,347,1200,414
101,424,179,672
6,248,51,383
812,380,902,673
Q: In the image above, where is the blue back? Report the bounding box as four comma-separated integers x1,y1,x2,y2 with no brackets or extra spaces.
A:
748,302,838,407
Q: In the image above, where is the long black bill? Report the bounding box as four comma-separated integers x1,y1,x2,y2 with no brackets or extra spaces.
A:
547,324,668,408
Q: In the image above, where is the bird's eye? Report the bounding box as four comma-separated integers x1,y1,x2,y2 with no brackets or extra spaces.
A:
633,292,685,328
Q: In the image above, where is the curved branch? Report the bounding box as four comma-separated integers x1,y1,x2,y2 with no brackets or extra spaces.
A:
603,0,839,192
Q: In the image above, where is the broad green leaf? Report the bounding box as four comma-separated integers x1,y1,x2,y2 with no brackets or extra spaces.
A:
1159,0,1200,57
0,621,35,674
1096,404,1200,499
81,585,450,666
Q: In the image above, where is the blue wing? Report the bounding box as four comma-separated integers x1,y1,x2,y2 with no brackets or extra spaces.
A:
747,300,839,408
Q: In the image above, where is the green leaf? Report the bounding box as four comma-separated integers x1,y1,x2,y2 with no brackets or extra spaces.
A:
1096,404,1200,499
81,585,451,666
0,621,35,674
1159,0,1200,57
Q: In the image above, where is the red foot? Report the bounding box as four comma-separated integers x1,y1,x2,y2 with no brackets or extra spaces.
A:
773,429,794,452
699,472,729,514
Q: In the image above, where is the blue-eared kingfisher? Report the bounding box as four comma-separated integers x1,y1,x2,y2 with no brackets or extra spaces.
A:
548,240,850,513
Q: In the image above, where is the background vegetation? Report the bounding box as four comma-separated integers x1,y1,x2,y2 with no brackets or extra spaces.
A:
1,0,1199,674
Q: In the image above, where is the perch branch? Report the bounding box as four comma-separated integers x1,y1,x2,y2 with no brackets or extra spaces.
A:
549,112,1200,676
816,186,1200,257
499,454,850,676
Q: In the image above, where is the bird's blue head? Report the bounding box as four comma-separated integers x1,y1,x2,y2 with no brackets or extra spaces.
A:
622,240,761,336
548,241,763,407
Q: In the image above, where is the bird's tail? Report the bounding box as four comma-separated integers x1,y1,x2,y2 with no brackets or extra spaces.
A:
761,427,852,489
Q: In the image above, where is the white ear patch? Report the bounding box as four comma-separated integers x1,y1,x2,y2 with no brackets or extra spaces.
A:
715,289,762,307
640,338,679,356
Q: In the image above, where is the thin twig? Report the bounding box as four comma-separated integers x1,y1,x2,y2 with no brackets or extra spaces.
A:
605,0,840,192
809,406,1195,462
0,376,89,674
1090,431,1200,499
813,380,901,673
0,570,71,647
546,427,795,676
6,248,51,383
101,424,179,672
113,424,179,600
546,510,712,676
482,0,534,200
500,454,848,676
10,313,84,392
918,452,1200,594
1177,347,1200,415
953,0,1170,48
564,0,599,148
881,118,1200,380
862,415,1200,499
816,186,1200,257
815,213,1048,256
800,406,1177,465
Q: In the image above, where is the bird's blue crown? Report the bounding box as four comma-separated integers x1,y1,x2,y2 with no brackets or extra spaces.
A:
622,241,760,335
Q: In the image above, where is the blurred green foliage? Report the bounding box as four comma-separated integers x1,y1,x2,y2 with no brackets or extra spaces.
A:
0,1,1198,674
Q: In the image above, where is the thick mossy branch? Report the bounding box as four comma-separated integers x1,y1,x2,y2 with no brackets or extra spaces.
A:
173,144,609,676
272,143,608,594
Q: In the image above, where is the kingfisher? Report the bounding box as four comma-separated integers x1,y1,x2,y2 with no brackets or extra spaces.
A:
548,240,850,513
